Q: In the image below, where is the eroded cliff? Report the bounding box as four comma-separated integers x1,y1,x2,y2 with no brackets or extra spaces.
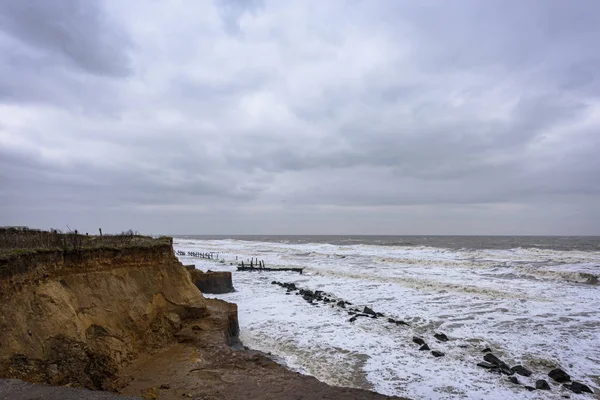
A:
0,238,207,389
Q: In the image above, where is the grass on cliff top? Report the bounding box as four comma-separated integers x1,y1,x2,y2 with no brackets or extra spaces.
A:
0,233,173,261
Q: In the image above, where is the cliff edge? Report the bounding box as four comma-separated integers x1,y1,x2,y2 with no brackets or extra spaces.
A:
0,233,207,390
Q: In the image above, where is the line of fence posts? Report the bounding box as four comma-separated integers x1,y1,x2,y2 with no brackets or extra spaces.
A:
174,250,267,269
179,251,221,260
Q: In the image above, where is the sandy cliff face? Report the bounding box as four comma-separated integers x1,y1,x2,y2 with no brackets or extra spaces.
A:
0,243,207,389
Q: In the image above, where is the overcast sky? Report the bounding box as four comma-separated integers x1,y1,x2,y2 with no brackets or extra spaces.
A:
1,0,599,235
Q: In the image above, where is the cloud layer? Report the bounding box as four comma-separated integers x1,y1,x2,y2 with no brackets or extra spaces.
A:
1,0,599,234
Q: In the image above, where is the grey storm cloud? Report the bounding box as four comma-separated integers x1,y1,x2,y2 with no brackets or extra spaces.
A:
0,0,599,235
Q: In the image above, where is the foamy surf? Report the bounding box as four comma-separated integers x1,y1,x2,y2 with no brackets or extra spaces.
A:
174,237,600,399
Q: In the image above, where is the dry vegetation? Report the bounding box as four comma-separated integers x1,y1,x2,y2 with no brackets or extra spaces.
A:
0,227,169,260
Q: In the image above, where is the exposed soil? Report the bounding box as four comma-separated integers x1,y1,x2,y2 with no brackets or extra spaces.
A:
115,299,407,400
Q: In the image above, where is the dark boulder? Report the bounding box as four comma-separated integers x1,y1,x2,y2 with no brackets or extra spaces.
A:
548,368,571,383
431,351,444,357
511,365,532,377
419,344,430,351
507,376,520,385
483,353,505,367
348,316,357,323
363,307,376,316
481,347,492,353
337,301,346,308
477,362,496,369
434,333,449,342
564,381,593,394
483,353,513,375
524,386,536,391
412,337,426,346
535,380,550,390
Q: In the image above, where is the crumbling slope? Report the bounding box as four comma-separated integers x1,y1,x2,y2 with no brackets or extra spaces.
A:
0,239,207,390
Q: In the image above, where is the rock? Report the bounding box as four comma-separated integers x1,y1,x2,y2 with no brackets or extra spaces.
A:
535,380,551,390
511,365,532,377
481,347,492,353
477,362,496,369
508,376,520,385
434,333,449,342
419,344,430,351
482,353,513,374
564,381,593,394
160,384,171,389
524,386,536,391
483,353,505,367
412,337,426,346
192,325,202,331
431,351,444,357
387,318,396,324
548,368,571,383
349,316,357,323
363,307,376,316
337,301,346,308
376,312,384,317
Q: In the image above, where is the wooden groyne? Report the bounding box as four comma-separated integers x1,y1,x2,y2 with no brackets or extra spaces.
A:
174,251,303,274
237,265,304,274
176,250,219,259
236,259,303,274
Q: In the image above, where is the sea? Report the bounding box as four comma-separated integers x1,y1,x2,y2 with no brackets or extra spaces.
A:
173,236,600,400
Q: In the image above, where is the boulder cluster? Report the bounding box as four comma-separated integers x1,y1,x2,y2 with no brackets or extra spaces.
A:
271,281,446,359
270,280,594,396
477,351,593,395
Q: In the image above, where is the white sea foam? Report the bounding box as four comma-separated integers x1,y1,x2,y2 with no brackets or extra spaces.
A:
174,238,600,399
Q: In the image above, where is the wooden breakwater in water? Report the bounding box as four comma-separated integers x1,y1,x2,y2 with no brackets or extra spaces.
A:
176,250,220,259
236,258,303,274
175,250,304,274
237,265,304,274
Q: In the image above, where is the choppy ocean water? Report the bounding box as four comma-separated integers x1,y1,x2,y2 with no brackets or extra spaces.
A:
173,236,600,399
